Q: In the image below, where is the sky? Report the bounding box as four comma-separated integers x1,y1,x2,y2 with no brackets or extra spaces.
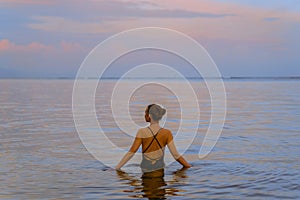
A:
0,0,300,78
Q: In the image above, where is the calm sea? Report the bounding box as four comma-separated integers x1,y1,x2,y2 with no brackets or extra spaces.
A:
1,79,299,199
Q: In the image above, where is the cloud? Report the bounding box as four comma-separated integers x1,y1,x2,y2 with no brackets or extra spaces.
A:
1,0,300,78
0,39,13,51
24,0,297,42
133,9,235,18
80,0,235,19
0,39,54,52
28,16,110,34
0,39,85,53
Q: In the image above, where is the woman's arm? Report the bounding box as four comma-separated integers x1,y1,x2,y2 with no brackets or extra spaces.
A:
167,132,192,168
115,131,142,170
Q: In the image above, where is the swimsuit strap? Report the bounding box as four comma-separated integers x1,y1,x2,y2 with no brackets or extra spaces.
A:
142,127,163,153
148,127,163,149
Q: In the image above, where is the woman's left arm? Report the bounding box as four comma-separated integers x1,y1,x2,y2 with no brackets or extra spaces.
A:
115,131,142,170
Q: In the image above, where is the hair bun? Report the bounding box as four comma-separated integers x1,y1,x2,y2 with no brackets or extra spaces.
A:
160,108,166,116
149,104,166,121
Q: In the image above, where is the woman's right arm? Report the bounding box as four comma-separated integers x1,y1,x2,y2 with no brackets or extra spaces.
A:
166,131,192,168
115,130,142,170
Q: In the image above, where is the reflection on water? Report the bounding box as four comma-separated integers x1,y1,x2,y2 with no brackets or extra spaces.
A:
116,168,189,199
1,79,300,199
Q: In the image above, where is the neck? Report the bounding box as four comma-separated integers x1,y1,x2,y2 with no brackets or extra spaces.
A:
150,121,159,126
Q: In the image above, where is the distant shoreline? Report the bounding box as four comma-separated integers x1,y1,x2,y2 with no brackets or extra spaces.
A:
1,76,300,80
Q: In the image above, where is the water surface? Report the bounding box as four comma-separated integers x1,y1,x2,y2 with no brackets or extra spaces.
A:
0,79,299,199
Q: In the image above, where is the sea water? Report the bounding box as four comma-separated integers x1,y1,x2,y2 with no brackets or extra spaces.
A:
0,79,299,199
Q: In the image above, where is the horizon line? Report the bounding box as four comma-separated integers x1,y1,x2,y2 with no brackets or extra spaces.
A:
1,76,300,80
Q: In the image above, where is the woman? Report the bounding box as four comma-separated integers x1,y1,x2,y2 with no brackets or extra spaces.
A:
116,104,191,175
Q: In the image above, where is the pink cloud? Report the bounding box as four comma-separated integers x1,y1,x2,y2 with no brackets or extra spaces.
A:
0,39,85,53
0,39,12,51
26,0,300,45
0,39,54,52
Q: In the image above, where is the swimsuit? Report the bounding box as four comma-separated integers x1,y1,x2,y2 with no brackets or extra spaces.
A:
140,127,165,172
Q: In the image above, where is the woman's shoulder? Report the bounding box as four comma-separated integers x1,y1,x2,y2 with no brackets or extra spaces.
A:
161,128,172,134
160,128,172,140
160,128,173,144
136,127,150,138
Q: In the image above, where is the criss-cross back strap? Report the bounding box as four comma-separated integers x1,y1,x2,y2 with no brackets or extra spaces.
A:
142,127,163,153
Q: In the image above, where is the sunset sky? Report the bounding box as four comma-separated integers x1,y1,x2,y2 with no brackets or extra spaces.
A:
0,0,299,78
